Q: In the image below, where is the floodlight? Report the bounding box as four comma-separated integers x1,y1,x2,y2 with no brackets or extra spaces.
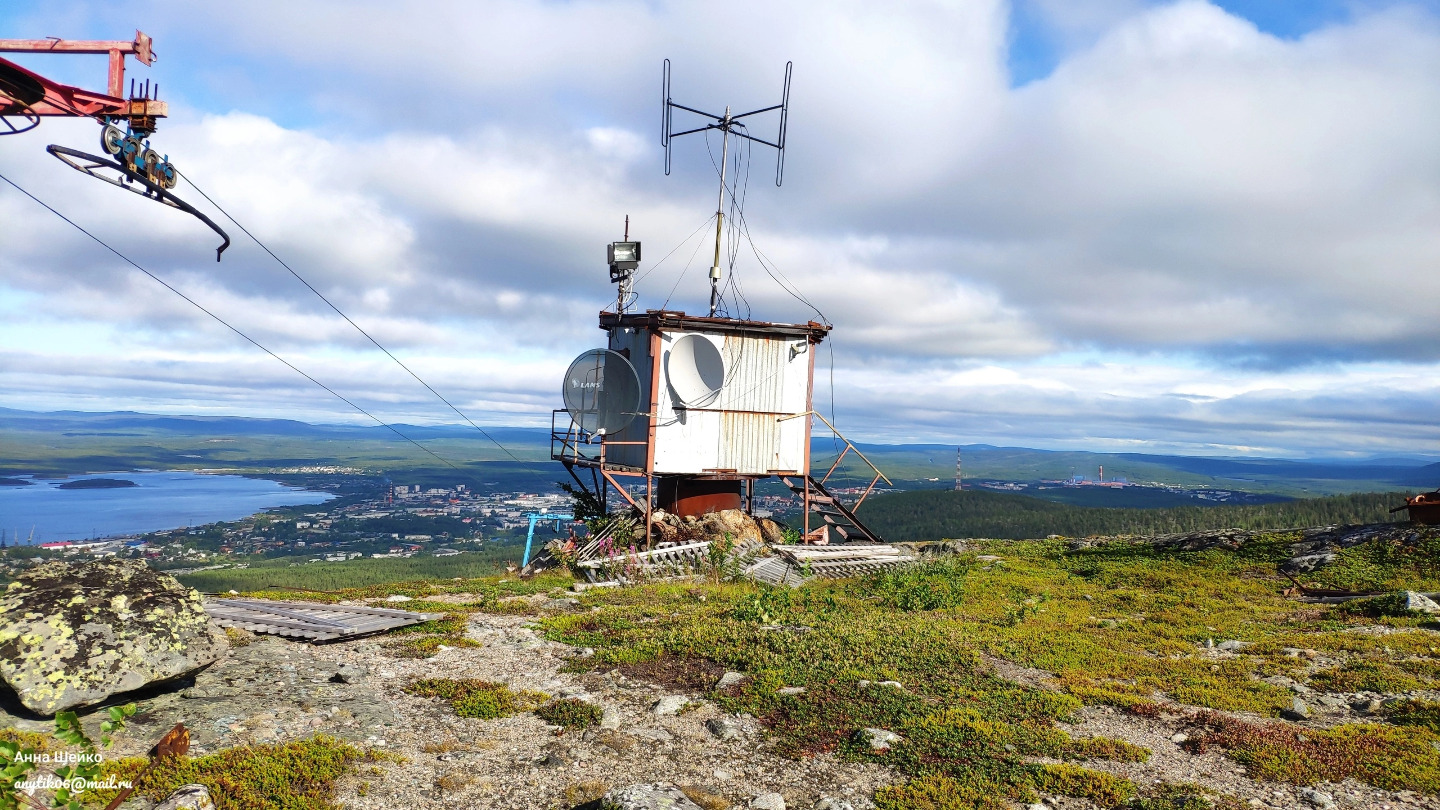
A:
608,241,641,271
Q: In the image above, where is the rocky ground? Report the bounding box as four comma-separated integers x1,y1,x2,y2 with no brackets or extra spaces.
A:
0,595,893,809
3,523,1439,810
1,587,1434,809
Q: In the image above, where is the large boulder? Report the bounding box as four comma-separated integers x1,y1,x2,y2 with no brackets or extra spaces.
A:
649,508,788,546
0,557,225,716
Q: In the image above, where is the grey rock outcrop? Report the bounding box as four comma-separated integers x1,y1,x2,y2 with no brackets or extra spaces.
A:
1403,591,1440,615
751,794,786,810
858,727,901,752
0,558,225,716
603,783,704,810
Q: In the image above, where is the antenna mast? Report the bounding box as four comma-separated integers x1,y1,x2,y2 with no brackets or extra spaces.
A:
662,59,792,317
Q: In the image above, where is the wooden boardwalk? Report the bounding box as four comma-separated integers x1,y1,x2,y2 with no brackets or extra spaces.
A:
205,598,443,642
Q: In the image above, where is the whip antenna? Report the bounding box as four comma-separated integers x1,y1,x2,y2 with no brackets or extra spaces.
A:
661,59,792,316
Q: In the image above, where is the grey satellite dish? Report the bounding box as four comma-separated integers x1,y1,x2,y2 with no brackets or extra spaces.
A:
562,349,642,435
666,334,724,408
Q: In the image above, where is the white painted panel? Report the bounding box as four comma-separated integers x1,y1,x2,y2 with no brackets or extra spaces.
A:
653,408,721,474
614,325,815,476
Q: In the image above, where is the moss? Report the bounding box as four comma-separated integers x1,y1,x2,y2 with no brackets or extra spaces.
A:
874,774,1013,810
679,785,730,810
0,728,51,752
564,779,609,805
1302,531,1440,592
405,678,548,719
92,734,360,810
386,612,469,636
535,698,603,729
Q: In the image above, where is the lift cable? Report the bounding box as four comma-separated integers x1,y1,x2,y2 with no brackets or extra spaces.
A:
172,168,522,464
0,167,471,475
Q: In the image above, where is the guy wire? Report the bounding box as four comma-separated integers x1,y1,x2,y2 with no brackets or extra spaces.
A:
173,167,521,463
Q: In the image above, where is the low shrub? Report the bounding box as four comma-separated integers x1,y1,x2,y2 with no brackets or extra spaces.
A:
535,698,603,729
93,734,361,810
1384,698,1440,733
1187,711,1440,792
405,678,548,719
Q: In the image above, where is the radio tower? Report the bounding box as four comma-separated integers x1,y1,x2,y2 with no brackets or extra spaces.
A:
954,449,963,491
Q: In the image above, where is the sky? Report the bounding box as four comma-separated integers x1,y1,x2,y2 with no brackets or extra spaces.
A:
3,0,1440,459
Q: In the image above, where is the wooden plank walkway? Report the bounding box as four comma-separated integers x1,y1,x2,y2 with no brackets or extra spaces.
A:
205,598,443,642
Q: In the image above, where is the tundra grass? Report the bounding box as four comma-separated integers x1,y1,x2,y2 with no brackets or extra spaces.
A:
539,534,1440,806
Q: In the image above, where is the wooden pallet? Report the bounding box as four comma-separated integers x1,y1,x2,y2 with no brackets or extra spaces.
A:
746,544,915,586
205,598,443,642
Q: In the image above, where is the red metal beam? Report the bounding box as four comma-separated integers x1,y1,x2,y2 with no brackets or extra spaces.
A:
0,54,166,119
0,31,160,117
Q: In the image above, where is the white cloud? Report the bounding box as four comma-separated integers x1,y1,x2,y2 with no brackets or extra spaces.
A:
6,1,1440,457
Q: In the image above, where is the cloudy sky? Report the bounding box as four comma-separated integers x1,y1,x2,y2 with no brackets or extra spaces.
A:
3,0,1440,459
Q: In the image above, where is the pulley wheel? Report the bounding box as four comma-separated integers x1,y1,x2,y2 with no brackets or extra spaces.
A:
101,125,124,156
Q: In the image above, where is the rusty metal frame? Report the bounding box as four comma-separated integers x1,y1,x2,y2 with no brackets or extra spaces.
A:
777,410,892,540
1,31,154,100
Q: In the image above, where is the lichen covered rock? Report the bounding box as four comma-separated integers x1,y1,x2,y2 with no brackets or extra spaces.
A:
0,557,225,716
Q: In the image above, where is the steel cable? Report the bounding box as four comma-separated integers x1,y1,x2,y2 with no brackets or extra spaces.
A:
0,167,472,475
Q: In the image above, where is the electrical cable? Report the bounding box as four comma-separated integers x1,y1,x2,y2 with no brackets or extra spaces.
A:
172,168,521,464
661,218,715,310
0,167,472,475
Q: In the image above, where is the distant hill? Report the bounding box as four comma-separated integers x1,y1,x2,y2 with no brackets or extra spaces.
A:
2,407,1437,496
860,488,1408,542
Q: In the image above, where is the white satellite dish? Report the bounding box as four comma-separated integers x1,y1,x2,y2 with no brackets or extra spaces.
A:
666,334,724,408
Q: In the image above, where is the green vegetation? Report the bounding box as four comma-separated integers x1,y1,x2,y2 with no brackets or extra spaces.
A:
93,735,366,810
1383,699,1440,733
536,531,1440,806
1306,531,1440,591
1188,712,1440,792
862,489,1406,541
535,698,603,729
406,679,549,719
0,704,134,810
174,550,524,593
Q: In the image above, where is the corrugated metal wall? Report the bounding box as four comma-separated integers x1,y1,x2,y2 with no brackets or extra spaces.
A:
604,327,811,476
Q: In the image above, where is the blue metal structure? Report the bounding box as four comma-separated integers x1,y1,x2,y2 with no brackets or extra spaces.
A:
523,513,573,567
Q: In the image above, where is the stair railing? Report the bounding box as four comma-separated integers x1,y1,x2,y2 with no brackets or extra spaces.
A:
778,411,892,511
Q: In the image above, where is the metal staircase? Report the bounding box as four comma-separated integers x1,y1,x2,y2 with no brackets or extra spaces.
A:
780,475,885,544
776,410,892,545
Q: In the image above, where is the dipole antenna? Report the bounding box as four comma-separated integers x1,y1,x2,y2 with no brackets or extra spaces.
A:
662,59,792,316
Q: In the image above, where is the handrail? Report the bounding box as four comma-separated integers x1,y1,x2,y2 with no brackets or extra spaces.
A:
777,410,892,487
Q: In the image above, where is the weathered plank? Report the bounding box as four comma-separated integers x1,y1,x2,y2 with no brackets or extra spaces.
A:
205,598,443,643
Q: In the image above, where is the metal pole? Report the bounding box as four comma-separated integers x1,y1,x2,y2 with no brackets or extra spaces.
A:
709,107,730,317
523,514,538,567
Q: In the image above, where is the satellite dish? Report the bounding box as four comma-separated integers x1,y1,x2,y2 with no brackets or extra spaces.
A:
562,349,642,435
666,334,724,408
